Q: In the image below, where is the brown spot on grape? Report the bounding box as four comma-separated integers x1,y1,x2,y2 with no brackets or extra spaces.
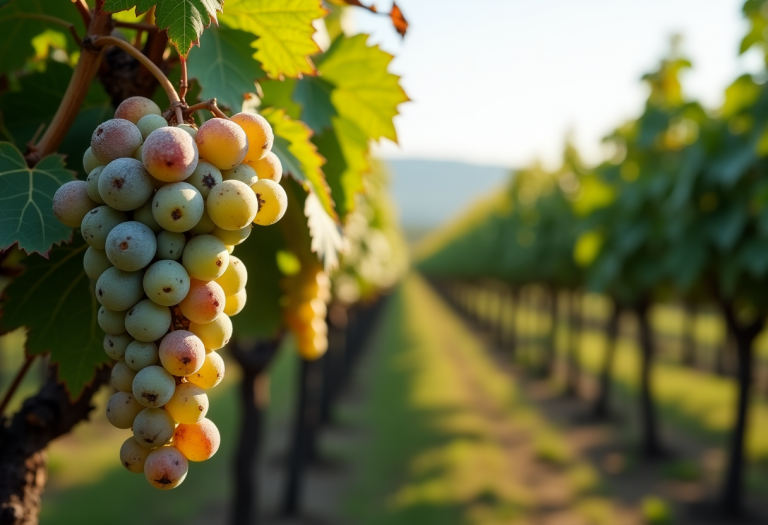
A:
142,393,158,403
202,175,216,188
156,476,172,486
171,209,182,220
98,288,103,296
174,461,180,466
166,161,174,167
181,357,191,365
119,241,129,250
96,128,104,136
198,406,203,411
112,178,124,189
145,437,154,443
124,461,130,467
90,209,98,215
163,287,171,293
213,300,220,307
216,260,222,267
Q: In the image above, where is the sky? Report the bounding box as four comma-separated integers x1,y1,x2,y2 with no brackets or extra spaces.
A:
350,0,763,170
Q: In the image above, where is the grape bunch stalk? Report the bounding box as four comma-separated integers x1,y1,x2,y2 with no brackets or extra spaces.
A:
283,262,331,361
51,96,288,490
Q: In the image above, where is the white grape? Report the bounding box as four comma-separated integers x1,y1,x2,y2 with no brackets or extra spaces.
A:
95,267,144,311
186,161,222,198
83,247,112,280
112,359,138,392
98,158,154,211
81,206,126,250
137,114,168,140
106,391,144,429
85,166,105,204
120,437,151,473
133,408,175,448
133,200,162,233
151,182,204,232
125,299,171,342
105,221,157,272
143,260,190,306
156,230,186,260
125,340,159,371
181,234,229,281
104,332,133,360
132,365,175,408
98,306,126,335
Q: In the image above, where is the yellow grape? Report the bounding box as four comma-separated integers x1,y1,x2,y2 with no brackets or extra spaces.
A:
223,288,246,316
207,180,258,231
188,315,232,351
181,234,229,281
196,118,248,170
173,418,221,461
251,179,287,226
144,447,188,490
246,152,282,183
212,225,251,246
231,112,273,162
222,163,258,186
186,351,225,389
214,256,247,296
165,383,209,424
188,207,216,235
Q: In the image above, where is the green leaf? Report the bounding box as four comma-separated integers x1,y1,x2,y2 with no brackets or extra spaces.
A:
187,26,266,112
219,0,326,79
0,143,74,255
261,78,301,119
0,237,110,400
102,0,223,56
0,60,113,179
0,0,85,74
313,116,368,220
292,77,336,133
317,34,409,142
261,107,337,220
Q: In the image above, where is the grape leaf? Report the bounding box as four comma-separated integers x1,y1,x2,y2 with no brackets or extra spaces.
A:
305,190,343,270
101,0,223,56
0,237,110,400
0,143,74,256
220,0,326,79
317,34,408,142
187,26,266,112
0,0,85,74
0,60,113,180
260,107,337,221
292,77,337,133
313,116,368,220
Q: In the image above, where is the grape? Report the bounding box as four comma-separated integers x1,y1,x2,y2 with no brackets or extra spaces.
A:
133,408,175,448
143,260,190,306
187,351,225,389
188,207,216,235
98,158,154,211
106,391,144,429
104,332,133,360
81,206,126,249
177,124,198,141
91,119,143,163
52,181,97,228
158,330,206,376
98,306,126,335
105,221,157,272
151,182,204,232
212,225,251,247
125,340,159,371
196,118,249,170
84,247,112,280
133,200,162,233
132,365,175,408
85,166,105,204
186,161,222,198
112,359,138,392
252,179,288,226
223,288,246,316
182,234,229,281
144,447,188,490
133,144,144,162
225,245,235,254
179,280,225,324
115,96,162,124
215,256,247,296
246,152,282,183
173,418,220,461
142,127,199,183
120,437,151,473
165,383,208,424
83,147,105,174
207,180,258,231
222,163,258,186
156,230,186,260
125,299,172,342
137,114,167,140
231,112,273,162
189,315,232,352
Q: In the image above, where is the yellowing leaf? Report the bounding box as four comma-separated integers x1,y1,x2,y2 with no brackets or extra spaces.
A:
317,34,409,142
220,0,327,79
305,190,343,271
571,174,616,217
574,230,603,267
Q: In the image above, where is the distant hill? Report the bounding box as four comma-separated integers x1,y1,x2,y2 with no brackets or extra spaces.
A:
384,159,512,239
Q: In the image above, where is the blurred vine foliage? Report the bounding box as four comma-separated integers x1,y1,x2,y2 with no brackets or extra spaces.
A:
0,0,408,398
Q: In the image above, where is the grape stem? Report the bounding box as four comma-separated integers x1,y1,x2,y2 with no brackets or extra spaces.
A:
179,58,189,102
184,99,230,120
90,35,184,124
72,0,92,27
14,13,82,45
113,20,158,32
0,355,37,418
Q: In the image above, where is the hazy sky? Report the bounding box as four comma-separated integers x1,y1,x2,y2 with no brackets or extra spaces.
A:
350,0,763,169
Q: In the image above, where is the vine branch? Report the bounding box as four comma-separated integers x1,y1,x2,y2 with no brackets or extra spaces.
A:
72,0,91,28
0,355,37,418
113,20,158,32
184,98,229,119
91,35,183,124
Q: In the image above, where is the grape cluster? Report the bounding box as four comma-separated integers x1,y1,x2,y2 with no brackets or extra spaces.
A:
283,263,331,360
52,96,288,490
